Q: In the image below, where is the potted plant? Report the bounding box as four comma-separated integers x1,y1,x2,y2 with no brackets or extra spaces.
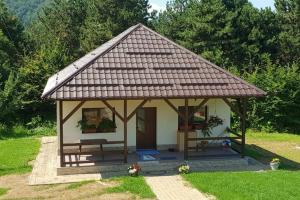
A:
194,123,206,130
128,163,141,176
270,158,280,170
77,119,97,133
98,117,116,132
178,162,190,174
201,116,223,137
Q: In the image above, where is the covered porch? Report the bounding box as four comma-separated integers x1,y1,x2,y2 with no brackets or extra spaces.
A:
58,97,247,168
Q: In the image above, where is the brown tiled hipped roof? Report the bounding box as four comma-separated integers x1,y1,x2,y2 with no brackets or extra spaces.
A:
42,24,266,100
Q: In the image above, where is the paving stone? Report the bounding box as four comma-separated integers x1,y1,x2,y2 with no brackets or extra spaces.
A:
146,175,213,200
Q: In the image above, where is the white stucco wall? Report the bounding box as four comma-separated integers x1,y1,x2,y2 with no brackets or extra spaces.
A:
57,99,230,149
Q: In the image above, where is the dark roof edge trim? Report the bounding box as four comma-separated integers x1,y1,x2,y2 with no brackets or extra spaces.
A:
49,94,266,101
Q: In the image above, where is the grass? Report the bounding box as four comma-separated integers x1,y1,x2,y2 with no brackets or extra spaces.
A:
66,180,95,189
0,188,8,196
105,176,155,199
247,130,300,142
0,138,40,176
246,130,300,169
183,131,300,200
183,171,300,200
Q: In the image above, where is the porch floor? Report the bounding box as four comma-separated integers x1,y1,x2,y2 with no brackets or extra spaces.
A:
29,136,267,185
64,146,240,167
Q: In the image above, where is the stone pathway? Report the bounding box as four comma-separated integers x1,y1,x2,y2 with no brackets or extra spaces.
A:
145,175,213,200
28,137,101,185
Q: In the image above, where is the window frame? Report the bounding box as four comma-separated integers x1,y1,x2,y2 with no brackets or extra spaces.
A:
81,107,116,134
178,106,208,131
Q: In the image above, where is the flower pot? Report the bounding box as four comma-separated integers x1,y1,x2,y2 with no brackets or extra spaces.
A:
270,162,279,170
194,124,205,130
179,125,193,131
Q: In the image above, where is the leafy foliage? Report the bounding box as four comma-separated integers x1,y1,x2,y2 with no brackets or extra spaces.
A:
153,0,300,133
0,0,299,133
4,0,50,25
244,63,300,133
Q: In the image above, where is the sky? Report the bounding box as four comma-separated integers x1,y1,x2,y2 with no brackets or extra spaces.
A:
149,0,275,12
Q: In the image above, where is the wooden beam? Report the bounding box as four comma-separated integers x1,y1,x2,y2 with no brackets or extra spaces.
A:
240,98,246,158
127,99,148,121
102,100,124,122
187,136,241,141
164,98,185,119
184,99,189,160
222,98,242,117
59,101,64,167
62,101,85,124
188,98,209,118
124,100,128,163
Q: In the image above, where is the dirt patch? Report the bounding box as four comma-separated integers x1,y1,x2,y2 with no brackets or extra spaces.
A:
0,174,140,200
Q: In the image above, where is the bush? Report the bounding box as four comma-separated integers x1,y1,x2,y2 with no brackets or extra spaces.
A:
0,121,56,139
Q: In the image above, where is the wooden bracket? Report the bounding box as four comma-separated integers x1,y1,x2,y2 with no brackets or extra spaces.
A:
222,98,242,117
127,99,148,121
62,101,85,124
102,100,124,122
164,98,185,119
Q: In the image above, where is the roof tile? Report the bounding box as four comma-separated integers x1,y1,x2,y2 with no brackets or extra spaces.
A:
42,24,266,100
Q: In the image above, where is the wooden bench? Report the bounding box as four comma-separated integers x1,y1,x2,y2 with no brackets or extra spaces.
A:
79,139,124,160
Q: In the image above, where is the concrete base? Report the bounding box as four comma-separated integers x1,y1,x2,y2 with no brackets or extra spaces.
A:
30,136,267,185
58,156,266,176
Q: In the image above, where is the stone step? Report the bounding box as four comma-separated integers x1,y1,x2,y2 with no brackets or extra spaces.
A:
57,157,253,175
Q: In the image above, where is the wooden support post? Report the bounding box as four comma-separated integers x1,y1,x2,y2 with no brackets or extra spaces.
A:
124,100,128,163
240,98,246,158
184,99,189,160
59,101,64,167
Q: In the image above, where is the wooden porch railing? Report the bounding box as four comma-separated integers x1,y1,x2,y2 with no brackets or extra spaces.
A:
186,128,243,159
61,141,125,166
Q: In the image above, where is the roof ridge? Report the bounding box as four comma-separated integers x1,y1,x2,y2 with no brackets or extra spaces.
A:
139,24,267,95
41,23,142,98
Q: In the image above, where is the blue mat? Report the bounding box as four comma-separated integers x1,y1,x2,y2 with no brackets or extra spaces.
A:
136,149,160,161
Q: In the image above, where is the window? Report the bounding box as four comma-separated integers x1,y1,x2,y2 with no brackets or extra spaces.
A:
81,108,116,133
178,106,207,130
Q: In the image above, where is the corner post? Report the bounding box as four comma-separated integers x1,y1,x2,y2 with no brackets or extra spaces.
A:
240,98,246,158
124,100,128,163
184,98,189,160
59,100,64,167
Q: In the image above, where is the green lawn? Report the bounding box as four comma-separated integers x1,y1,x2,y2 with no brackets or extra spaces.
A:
183,171,300,200
66,180,96,190
0,138,40,176
247,130,300,142
105,176,155,199
246,131,300,169
0,188,8,196
183,131,300,200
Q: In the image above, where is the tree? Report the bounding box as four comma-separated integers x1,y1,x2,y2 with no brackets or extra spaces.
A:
0,1,27,123
244,63,300,133
17,0,152,121
275,0,300,64
153,0,280,72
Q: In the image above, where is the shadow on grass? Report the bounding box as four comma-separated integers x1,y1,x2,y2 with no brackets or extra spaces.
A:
0,125,56,140
245,144,300,170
